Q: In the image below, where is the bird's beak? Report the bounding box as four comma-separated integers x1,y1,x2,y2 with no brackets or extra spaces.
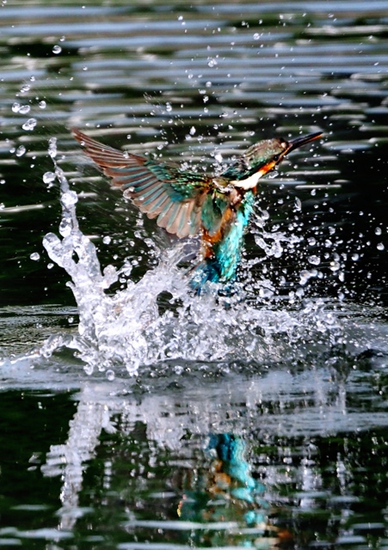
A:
288,131,323,153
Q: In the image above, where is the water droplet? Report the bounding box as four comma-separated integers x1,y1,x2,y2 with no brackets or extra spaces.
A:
253,33,261,40
208,57,218,68
39,100,47,109
165,102,172,113
16,145,26,157
43,171,56,185
103,236,112,245
20,84,30,94
61,190,78,209
12,102,21,113
48,137,57,158
308,255,321,266
106,369,115,381
30,252,40,261
267,171,278,180
19,104,31,114
351,253,359,261
375,227,382,235
22,118,37,131
299,269,318,286
52,45,62,54
59,218,72,237
377,242,385,251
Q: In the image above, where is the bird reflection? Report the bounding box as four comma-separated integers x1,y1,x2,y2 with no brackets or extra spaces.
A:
176,433,291,547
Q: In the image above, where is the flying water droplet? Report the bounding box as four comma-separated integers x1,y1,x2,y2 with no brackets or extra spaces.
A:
52,45,62,54
30,252,40,261
48,137,57,158
61,190,78,209
299,269,318,286
22,118,37,131
267,170,278,180
15,145,26,157
19,104,31,114
20,84,30,94
59,218,72,238
43,171,56,186
308,255,321,266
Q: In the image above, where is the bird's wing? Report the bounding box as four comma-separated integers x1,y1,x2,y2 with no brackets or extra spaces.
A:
73,129,216,239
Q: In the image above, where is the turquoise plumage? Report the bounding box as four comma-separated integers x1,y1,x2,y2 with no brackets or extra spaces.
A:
73,128,322,288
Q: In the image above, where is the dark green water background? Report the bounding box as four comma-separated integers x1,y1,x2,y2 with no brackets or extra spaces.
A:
0,0,387,548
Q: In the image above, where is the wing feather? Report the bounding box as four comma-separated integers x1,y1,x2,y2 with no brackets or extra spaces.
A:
73,128,213,238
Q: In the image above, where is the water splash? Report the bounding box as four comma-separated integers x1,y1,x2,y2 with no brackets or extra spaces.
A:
41,145,348,378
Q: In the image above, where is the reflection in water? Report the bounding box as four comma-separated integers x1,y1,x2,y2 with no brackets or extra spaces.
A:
36,372,387,548
175,433,277,547
42,386,116,531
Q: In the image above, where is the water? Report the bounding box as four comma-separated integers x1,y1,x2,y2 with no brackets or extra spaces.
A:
1,0,388,547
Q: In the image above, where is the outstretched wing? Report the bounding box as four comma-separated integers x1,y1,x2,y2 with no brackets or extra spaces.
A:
73,129,213,238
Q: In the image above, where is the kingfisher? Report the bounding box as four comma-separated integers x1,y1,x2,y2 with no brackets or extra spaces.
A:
73,128,322,289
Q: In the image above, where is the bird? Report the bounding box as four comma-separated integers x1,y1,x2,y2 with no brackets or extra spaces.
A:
73,128,322,290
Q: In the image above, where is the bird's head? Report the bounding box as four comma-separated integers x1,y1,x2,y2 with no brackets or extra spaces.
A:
224,131,322,190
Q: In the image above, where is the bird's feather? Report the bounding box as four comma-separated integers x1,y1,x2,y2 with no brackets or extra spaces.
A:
73,129,225,239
